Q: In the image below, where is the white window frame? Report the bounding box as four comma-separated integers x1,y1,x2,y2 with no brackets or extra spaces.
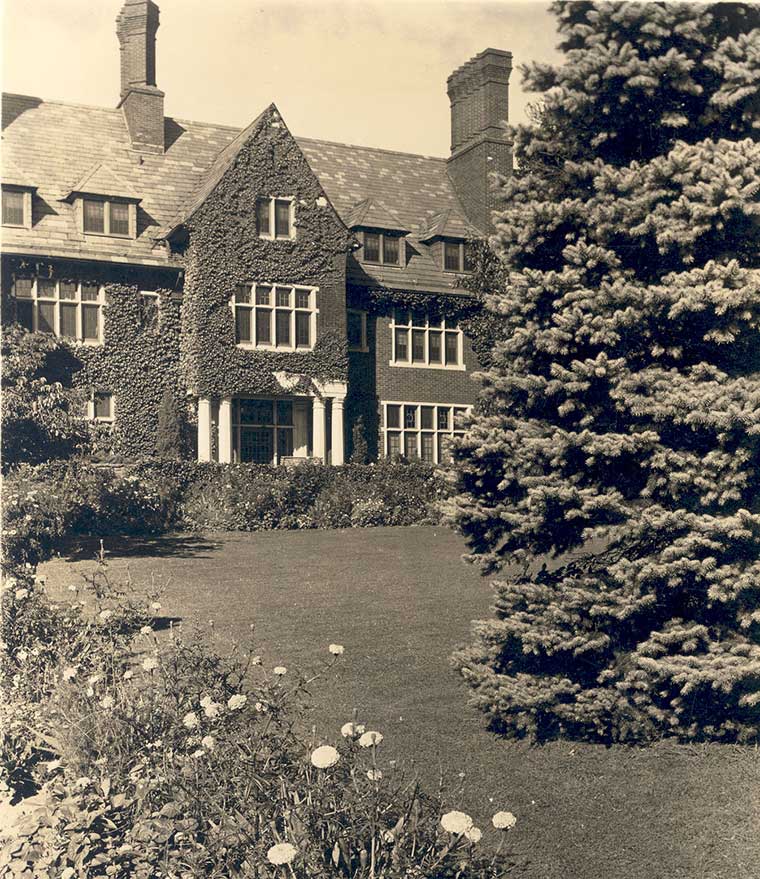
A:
381,400,471,464
389,308,464,371
256,196,296,240
442,240,473,273
87,391,116,423
231,282,318,352
361,230,402,266
347,308,368,352
11,275,104,345
81,197,135,239
2,187,32,229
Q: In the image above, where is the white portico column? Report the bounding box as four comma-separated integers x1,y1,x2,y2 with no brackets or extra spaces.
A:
331,397,345,465
218,398,233,463
312,397,327,463
197,398,212,462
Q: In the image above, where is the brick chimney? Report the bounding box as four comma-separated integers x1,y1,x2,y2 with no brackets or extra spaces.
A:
116,0,164,153
447,49,512,231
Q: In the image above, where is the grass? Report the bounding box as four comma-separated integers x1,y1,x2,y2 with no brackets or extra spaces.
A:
42,526,760,879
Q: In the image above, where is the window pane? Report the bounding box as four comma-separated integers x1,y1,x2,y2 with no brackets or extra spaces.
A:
404,405,417,428
429,330,442,363
412,329,425,363
256,199,270,236
235,285,252,304
38,301,55,333
16,300,34,331
444,241,460,271
347,311,364,348
81,283,99,301
421,433,435,463
2,190,24,226
421,406,434,430
382,235,399,265
59,303,77,338
386,404,401,429
109,202,129,236
277,401,293,426
277,428,294,459
295,311,310,347
240,399,274,425
255,309,271,344
236,307,252,343
364,232,380,262
404,432,418,459
394,328,409,362
243,427,273,464
83,305,99,340
274,200,291,237
256,285,271,305
83,200,105,233
387,432,401,457
437,406,451,430
276,287,291,307
14,278,33,298
445,332,459,365
295,289,310,309
94,393,112,419
38,278,57,297
276,311,291,346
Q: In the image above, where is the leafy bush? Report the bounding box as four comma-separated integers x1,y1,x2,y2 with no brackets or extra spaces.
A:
0,565,518,878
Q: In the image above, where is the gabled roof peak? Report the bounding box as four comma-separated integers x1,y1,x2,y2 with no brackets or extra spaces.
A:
345,198,410,234
62,162,140,202
419,208,480,242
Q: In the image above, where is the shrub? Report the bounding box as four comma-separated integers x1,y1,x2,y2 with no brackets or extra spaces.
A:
155,384,184,459
0,565,518,878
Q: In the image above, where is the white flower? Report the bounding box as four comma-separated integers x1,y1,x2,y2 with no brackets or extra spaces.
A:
255,701,268,712
273,666,287,676
465,826,482,843
67,584,78,593
267,842,298,865
310,745,340,768
227,694,247,711
16,650,28,662
150,602,162,611
201,735,215,751
140,625,153,635
183,711,200,729
142,656,159,672
358,730,383,748
492,811,517,830
191,749,205,758
98,609,113,621
367,769,382,781
99,695,115,710
75,776,91,789
14,589,29,601
441,811,474,835
341,722,365,738
328,643,345,655
123,669,134,680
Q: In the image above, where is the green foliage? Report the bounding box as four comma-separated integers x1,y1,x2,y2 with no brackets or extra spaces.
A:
0,569,517,878
449,1,760,743
0,324,89,470
350,415,370,464
155,384,183,459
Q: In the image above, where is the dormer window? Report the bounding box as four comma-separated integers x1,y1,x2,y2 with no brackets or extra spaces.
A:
256,197,295,240
362,231,401,266
2,186,33,229
443,240,474,273
83,198,132,237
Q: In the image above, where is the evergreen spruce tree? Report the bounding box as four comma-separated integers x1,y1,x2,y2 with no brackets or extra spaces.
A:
449,1,760,743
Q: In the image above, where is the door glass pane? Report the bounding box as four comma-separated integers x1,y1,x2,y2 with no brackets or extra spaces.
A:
394,328,409,362
295,311,310,347
109,202,129,236
59,303,77,338
421,433,435,463
386,404,400,429
274,200,291,237
81,283,99,301
382,235,399,264
445,332,459,365
83,200,105,233
412,330,425,362
277,400,293,426
16,300,34,331
404,432,418,459
236,307,252,343
38,301,55,333
241,427,273,464
275,311,291,346
83,305,99,340
255,309,271,344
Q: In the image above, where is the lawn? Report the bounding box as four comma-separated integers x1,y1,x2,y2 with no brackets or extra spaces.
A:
42,526,760,879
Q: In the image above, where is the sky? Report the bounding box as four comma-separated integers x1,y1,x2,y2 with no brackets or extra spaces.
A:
1,0,561,157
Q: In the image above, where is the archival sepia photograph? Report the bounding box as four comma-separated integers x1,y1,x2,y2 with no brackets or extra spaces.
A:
1,1,759,877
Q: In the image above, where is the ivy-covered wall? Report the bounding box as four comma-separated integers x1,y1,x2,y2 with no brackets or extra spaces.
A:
180,106,352,400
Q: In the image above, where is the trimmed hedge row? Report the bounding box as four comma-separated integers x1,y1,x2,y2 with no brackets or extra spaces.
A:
2,459,448,567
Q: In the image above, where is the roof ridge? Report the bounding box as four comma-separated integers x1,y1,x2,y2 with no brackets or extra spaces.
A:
2,93,122,114
295,134,446,163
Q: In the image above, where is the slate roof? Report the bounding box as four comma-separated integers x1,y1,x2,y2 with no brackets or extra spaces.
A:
2,93,480,293
64,162,141,202
343,198,410,234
